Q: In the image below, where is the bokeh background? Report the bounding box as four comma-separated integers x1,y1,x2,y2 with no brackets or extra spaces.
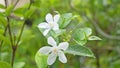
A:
0,0,120,68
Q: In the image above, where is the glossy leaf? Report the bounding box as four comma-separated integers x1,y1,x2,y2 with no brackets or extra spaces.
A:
73,28,92,45
65,45,95,58
59,13,73,28
24,8,35,19
88,36,102,40
13,62,25,68
35,51,48,68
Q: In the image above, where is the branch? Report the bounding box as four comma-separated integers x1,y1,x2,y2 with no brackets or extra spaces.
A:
89,18,120,40
13,0,20,9
16,0,33,46
4,0,14,46
69,0,120,40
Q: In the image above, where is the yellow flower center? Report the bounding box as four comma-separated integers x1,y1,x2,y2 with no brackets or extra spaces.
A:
53,48,57,53
49,22,54,27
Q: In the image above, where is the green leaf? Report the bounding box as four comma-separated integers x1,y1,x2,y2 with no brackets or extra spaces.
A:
0,4,5,9
54,29,66,37
0,61,11,68
14,7,27,17
24,8,35,19
73,28,92,45
0,16,7,27
80,28,92,37
59,13,73,28
13,62,25,68
35,51,48,68
74,39,87,46
65,45,95,58
0,34,10,44
88,36,102,40
5,5,13,16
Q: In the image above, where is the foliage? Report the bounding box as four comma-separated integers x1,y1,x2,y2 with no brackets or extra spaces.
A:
0,0,120,68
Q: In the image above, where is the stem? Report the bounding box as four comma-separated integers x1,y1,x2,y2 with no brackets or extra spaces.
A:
16,0,32,46
4,0,19,67
96,53,100,68
11,0,33,67
11,46,17,67
4,0,14,46
69,0,120,40
16,22,25,45
6,15,15,68
7,17,14,46
4,0,32,67
13,0,20,9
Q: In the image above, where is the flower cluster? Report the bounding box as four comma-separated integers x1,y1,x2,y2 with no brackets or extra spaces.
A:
38,13,69,65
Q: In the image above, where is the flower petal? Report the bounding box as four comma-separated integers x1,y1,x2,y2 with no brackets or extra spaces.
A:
54,14,60,23
47,37,57,47
58,42,69,51
38,22,49,28
46,13,53,23
52,22,59,31
39,46,52,55
58,51,67,63
43,29,50,36
47,52,57,65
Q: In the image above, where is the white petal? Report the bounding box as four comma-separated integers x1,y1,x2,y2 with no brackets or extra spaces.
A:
46,13,53,23
47,37,57,47
47,52,57,65
54,14,60,23
58,51,67,63
39,46,52,55
43,29,50,36
38,22,49,28
58,42,69,51
52,23,59,31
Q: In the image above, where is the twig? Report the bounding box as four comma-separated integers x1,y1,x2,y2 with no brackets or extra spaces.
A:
2,0,32,67
13,0,20,9
4,0,20,67
69,0,120,40
11,0,33,67
16,22,25,46
4,0,14,46
16,0,32,46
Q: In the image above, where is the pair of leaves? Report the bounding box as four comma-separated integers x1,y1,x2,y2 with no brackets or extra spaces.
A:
58,13,76,28
35,44,94,68
73,28,101,45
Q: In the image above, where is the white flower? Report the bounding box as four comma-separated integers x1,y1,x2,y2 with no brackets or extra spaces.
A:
38,13,60,36
39,37,69,65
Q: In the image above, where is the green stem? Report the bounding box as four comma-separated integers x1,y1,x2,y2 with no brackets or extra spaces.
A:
11,46,17,67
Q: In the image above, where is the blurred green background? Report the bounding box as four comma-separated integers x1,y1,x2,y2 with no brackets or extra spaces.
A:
0,0,120,68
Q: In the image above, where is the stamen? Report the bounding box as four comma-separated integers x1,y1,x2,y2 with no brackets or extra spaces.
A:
53,48,57,53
